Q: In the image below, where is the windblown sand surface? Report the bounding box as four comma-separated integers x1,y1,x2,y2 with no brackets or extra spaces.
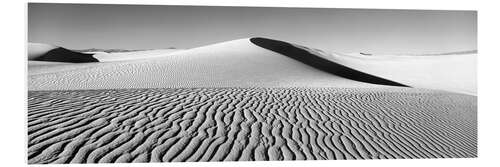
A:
28,88,476,163
27,38,477,164
91,49,181,62
28,38,476,95
252,38,476,95
28,39,383,90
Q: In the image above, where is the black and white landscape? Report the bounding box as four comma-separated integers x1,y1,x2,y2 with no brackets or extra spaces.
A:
27,3,477,164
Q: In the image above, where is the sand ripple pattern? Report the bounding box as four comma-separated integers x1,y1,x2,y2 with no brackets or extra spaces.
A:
28,88,476,164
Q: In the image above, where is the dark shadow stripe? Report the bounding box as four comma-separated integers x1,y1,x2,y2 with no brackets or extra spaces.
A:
250,37,408,87
33,47,99,63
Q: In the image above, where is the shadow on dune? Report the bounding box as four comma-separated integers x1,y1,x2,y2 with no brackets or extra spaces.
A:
250,37,408,87
33,47,98,63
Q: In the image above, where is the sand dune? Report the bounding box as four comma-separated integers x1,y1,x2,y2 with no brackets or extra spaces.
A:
27,37,477,164
27,88,476,164
29,45,98,63
28,38,386,90
28,38,476,94
28,43,58,60
28,43,180,63
251,38,476,95
250,38,408,87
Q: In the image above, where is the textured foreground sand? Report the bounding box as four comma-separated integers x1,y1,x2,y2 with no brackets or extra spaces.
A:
28,88,476,164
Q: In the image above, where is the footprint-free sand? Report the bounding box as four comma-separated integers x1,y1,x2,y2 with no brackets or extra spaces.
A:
27,38,477,163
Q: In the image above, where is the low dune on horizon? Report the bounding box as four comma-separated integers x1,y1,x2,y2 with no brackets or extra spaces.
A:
27,37,477,164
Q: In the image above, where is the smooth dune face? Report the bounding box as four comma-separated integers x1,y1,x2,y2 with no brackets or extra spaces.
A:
328,53,477,95
28,88,476,164
92,49,181,62
250,38,408,87
289,42,477,95
28,39,386,90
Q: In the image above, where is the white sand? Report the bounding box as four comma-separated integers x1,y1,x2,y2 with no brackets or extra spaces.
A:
334,52,476,95
91,49,181,62
296,45,477,95
28,39,385,90
28,88,476,163
28,39,477,95
27,38,477,164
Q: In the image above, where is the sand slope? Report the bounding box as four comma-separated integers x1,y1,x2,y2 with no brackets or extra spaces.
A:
28,88,476,164
250,38,408,87
27,38,477,164
28,39,385,90
28,38,476,95
266,38,477,95
329,53,477,95
92,49,180,62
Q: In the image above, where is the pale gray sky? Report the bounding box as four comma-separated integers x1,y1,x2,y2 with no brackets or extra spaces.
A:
28,3,476,54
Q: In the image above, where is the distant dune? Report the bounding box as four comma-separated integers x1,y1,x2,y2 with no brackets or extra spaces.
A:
28,43,57,60
28,43,98,63
27,37,477,164
35,47,98,63
28,43,180,63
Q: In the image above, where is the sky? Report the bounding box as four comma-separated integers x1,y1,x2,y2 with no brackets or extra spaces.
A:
28,3,477,54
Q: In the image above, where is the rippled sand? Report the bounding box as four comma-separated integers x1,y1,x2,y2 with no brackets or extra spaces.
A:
28,88,476,164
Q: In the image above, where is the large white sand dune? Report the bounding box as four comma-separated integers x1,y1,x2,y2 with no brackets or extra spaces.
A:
27,38,477,164
28,38,476,95
28,38,385,90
